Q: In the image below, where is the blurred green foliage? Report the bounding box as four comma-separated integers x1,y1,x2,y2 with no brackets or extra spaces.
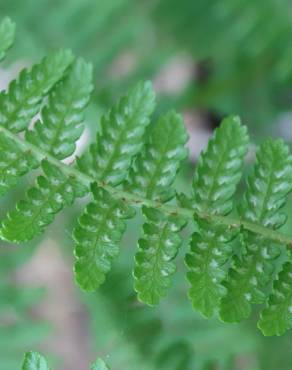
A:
0,245,49,369
3,0,292,133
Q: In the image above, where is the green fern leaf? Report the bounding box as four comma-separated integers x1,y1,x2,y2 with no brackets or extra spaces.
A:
186,116,249,317
22,351,50,370
91,358,110,370
186,219,235,318
74,184,135,292
0,49,73,132
0,133,37,196
126,110,188,200
258,261,292,336
0,160,86,242
0,17,15,61
2,18,292,337
191,116,249,215
220,139,292,323
134,207,186,305
26,58,93,159
77,81,155,185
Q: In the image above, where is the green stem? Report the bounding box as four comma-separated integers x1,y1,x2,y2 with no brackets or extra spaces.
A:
2,125,292,248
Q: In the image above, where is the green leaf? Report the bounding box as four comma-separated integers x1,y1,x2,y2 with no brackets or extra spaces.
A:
220,139,292,323
0,132,37,196
186,116,249,317
0,160,86,242
0,49,74,132
26,58,93,159
186,219,235,318
258,261,292,336
192,115,249,215
126,110,188,201
22,351,50,370
0,17,15,62
134,207,186,306
91,358,110,370
74,184,135,292
77,81,155,185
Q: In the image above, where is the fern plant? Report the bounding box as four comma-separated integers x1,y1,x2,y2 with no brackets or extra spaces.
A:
2,17,292,338
22,351,109,370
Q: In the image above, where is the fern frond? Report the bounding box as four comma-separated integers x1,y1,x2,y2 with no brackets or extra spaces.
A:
22,351,50,370
0,49,74,133
186,116,249,317
220,139,292,323
0,17,15,61
134,207,186,305
74,184,135,291
77,81,155,185
26,58,93,159
0,160,86,242
2,24,292,336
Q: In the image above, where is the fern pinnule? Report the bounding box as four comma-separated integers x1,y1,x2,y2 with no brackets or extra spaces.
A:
191,116,249,215
126,110,188,201
186,219,236,318
74,184,135,292
134,206,186,306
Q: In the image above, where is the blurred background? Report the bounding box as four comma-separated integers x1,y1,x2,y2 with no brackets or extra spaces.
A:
1,0,292,369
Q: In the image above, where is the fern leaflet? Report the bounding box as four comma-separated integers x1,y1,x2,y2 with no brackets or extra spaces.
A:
74,184,135,291
134,207,186,305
